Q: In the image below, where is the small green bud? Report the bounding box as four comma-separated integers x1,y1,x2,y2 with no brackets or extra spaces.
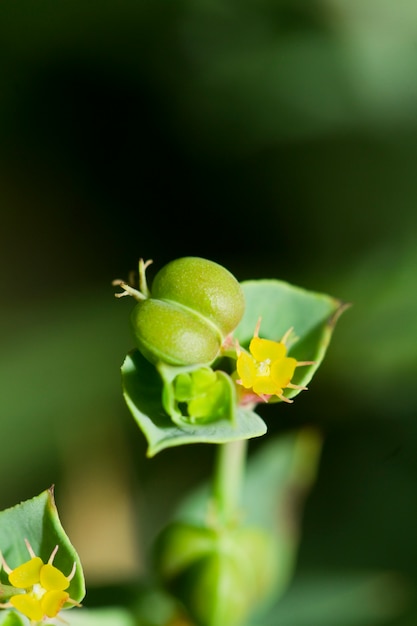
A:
131,257,245,366
172,367,231,423
154,522,279,626
154,522,217,581
187,552,253,626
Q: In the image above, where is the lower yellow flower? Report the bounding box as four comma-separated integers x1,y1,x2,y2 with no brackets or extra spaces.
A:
236,320,314,403
0,539,80,623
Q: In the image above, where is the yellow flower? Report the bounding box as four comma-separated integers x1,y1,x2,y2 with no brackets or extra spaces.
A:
0,539,80,623
236,320,313,403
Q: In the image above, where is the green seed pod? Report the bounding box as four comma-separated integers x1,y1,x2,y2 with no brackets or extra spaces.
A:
131,299,221,367
131,257,245,366
151,257,245,337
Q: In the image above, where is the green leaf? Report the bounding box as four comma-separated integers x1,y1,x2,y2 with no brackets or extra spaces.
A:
67,606,137,626
122,350,267,456
0,487,85,607
0,612,26,626
236,280,347,401
0,585,23,605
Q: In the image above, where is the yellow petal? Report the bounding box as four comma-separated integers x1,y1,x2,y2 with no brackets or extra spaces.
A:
40,563,70,591
236,352,257,388
249,337,286,362
270,357,297,388
10,594,43,621
9,557,43,588
252,378,280,396
41,589,70,618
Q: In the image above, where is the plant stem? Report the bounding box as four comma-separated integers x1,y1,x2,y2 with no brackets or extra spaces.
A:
212,439,248,526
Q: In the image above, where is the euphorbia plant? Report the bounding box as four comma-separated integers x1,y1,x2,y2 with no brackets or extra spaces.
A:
114,256,346,626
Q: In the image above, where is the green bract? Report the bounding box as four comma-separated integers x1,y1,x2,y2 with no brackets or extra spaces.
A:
122,349,267,456
131,257,245,366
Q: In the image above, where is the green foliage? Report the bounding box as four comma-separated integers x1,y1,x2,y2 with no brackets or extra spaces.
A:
68,606,137,626
0,612,26,626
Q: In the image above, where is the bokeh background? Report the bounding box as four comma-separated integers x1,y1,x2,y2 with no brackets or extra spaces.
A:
1,1,417,623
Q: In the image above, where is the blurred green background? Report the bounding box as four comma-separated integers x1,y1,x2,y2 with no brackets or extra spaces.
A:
1,1,417,623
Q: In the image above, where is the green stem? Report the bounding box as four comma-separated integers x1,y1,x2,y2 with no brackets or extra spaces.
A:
212,439,248,526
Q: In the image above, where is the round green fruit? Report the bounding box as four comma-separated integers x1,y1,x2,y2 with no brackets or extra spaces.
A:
131,257,245,366
131,299,221,366
151,257,245,337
